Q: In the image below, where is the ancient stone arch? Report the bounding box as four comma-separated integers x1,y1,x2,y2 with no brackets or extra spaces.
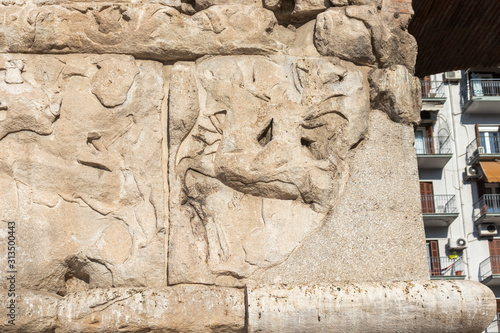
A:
0,1,495,332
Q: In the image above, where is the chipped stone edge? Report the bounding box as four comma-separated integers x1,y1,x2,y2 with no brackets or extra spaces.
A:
0,281,495,333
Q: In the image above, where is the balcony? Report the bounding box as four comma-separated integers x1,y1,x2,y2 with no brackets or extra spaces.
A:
485,313,500,333
473,194,500,225
421,80,447,104
428,256,465,280
415,135,453,168
480,256,500,286
466,135,500,165
462,78,500,113
421,195,459,227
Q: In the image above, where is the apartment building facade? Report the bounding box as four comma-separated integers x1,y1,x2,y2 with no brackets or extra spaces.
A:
418,69,500,332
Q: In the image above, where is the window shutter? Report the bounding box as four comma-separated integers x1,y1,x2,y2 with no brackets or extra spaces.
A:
425,125,434,153
428,240,441,276
475,123,480,146
477,180,486,198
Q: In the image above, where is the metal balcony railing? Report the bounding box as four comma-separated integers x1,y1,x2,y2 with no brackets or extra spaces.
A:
466,135,500,164
470,78,500,97
421,195,458,214
415,136,452,155
485,312,500,333
461,77,500,109
480,256,500,282
428,256,464,277
466,138,479,164
420,80,446,99
473,194,500,221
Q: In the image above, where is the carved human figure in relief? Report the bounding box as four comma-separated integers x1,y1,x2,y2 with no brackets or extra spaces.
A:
169,56,369,285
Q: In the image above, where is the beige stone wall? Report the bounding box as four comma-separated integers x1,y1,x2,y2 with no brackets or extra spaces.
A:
0,0,427,292
0,54,166,294
0,281,495,332
0,1,495,332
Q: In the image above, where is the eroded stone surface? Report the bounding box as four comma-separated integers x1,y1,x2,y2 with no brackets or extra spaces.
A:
0,287,245,333
195,0,262,10
315,6,417,71
1,0,181,4
0,54,166,295
167,55,375,286
58,286,245,332
0,58,60,140
330,0,382,6
247,281,496,333
0,3,286,60
0,290,60,333
314,7,375,66
264,0,332,22
0,281,494,333
0,1,488,332
369,65,421,125
256,110,429,284
91,58,139,108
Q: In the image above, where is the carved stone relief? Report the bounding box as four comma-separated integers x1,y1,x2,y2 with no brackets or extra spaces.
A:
168,55,370,285
0,54,165,295
0,2,495,332
0,58,60,140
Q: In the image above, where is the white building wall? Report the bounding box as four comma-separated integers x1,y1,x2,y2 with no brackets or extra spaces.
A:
419,71,500,298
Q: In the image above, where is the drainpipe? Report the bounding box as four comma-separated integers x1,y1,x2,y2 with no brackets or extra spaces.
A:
448,76,472,279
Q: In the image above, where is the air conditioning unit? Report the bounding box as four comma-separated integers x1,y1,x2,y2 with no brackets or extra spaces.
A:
448,238,467,250
479,224,498,237
444,71,462,81
465,166,479,179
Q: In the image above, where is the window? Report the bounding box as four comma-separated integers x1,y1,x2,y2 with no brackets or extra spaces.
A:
426,240,440,276
420,182,434,213
415,126,434,154
478,126,500,154
489,239,500,275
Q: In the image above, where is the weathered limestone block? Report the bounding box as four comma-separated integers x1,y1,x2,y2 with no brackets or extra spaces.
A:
0,54,166,294
315,6,417,71
194,0,261,11
0,3,287,60
0,286,245,333
0,289,60,333
0,282,496,333
256,110,428,284
0,0,486,331
57,286,245,332
247,281,496,333
166,55,430,287
314,7,375,66
369,65,421,125
91,58,140,108
264,0,331,22
345,5,417,70
1,0,181,4
289,20,322,57
330,0,382,6
0,58,60,140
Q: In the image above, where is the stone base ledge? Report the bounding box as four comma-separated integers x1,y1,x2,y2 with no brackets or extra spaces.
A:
248,281,496,333
1,285,246,333
0,281,495,332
